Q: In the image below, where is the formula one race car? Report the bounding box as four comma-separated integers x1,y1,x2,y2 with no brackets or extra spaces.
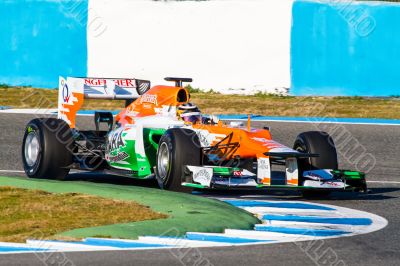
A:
22,76,367,197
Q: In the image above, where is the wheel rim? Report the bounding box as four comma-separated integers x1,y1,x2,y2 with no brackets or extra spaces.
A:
24,132,40,167
157,142,170,181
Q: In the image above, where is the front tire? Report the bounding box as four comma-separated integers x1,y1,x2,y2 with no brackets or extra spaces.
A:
22,118,73,180
293,131,338,198
294,131,338,171
155,128,201,192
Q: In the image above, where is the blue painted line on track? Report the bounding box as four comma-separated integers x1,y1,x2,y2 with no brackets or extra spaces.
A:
186,233,271,244
262,215,372,226
0,246,49,253
83,238,169,248
224,200,335,211
0,106,11,110
38,239,169,249
255,226,349,236
218,114,400,125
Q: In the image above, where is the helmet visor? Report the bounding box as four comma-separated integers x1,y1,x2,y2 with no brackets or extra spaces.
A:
181,112,201,123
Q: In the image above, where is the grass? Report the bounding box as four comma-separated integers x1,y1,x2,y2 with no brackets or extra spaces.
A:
0,176,260,241
1,86,400,119
0,186,167,242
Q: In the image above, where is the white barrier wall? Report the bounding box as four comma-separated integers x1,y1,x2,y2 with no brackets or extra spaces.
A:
88,0,293,94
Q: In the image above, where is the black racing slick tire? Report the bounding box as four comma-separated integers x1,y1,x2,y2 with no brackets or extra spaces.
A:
22,118,73,180
155,128,201,192
293,131,338,171
293,131,338,198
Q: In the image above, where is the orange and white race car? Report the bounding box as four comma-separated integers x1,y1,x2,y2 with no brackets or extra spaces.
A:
22,77,367,197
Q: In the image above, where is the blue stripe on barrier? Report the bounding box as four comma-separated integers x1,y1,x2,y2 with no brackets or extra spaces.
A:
262,215,372,226
186,233,271,244
255,226,349,236
224,200,335,211
77,110,120,115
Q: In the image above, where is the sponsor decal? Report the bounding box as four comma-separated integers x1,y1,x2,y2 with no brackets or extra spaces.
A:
257,157,271,185
324,181,342,187
142,104,153,110
125,104,139,117
115,79,135,87
258,159,270,170
194,169,212,182
85,79,107,87
252,138,285,149
190,166,213,187
126,110,139,117
84,78,136,88
27,126,33,133
109,129,126,151
269,147,298,153
197,131,226,148
198,133,210,147
233,170,243,176
286,158,299,186
196,130,226,148
109,152,129,163
303,180,346,189
137,80,150,94
213,177,258,187
307,173,323,179
202,133,237,166
140,94,158,105
61,80,70,103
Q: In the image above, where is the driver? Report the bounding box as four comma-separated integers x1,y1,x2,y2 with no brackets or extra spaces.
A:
177,103,202,124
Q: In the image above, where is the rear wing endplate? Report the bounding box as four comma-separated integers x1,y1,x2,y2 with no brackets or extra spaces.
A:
58,76,151,128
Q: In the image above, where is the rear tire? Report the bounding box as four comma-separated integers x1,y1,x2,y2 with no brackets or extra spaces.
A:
293,131,338,198
155,128,201,192
22,118,73,180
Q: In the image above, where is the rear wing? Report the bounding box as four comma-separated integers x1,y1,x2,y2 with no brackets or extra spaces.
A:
58,76,151,128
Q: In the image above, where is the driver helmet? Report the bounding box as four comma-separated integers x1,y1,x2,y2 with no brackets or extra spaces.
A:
177,103,202,123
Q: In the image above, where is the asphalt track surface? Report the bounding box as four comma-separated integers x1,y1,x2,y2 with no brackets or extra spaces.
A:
0,113,399,266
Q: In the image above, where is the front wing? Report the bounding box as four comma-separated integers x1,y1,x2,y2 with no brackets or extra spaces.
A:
182,165,367,192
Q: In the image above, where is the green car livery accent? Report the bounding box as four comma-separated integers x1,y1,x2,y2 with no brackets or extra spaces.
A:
107,128,166,178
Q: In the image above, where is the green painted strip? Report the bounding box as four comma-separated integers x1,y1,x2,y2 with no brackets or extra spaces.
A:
213,167,232,176
182,183,207,189
343,171,362,176
331,170,365,180
212,167,243,176
0,176,259,240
